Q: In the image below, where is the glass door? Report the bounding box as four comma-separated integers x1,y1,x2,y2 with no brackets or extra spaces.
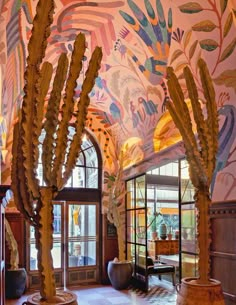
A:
180,159,198,279
66,202,98,286
27,200,99,288
126,174,148,291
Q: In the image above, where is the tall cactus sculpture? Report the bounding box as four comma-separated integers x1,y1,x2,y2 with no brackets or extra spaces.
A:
10,0,102,302
166,58,218,284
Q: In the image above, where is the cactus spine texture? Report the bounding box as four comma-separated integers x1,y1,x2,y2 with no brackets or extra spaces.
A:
11,0,102,301
166,58,218,284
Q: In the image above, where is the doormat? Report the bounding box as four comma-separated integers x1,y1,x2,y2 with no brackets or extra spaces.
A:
129,285,176,304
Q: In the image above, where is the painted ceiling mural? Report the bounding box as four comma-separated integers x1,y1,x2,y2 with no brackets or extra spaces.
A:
0,0,236,201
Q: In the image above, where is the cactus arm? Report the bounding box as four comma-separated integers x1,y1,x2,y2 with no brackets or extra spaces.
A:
183,66,210,168
37,187,56,300
167,67,194,132
21,0,54,198
62,46,103,188
166,101,206,188
36,62,53,139
11,122,36,225
166,59,219,284
198,58,219,182
42,54,68,186
52,33,86,187
34,62,53,168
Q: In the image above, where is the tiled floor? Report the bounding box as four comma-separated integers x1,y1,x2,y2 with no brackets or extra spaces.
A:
6,279,176,305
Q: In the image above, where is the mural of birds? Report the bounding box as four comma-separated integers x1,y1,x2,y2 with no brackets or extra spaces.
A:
211,104,236,194
92,76,129,134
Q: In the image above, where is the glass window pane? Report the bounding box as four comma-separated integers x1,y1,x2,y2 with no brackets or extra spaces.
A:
182,253,199,278
80,241,96,266
37,127,99,190
52,243,61,268
81,138,93,150
127,243,135,262
72,166,85,187
86,167,98,188
84,147,98,167
126,180,134,209
68,204,96,268
127,210,135,243
77,153,85,166
181,204,198,253
136,175,146,208
30,243,38,270
136,209,146,244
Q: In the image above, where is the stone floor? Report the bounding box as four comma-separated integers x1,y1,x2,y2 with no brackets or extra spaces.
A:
6,278,177,305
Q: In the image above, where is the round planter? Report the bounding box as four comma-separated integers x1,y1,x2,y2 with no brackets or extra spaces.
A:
107,260,133,290
176,277,225,305
5,268,27,299
25,290,78,305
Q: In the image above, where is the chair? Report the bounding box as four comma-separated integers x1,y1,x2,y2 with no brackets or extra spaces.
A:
147,256,176,286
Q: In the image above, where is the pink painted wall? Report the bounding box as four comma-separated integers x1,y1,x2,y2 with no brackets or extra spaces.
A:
0,0,235,201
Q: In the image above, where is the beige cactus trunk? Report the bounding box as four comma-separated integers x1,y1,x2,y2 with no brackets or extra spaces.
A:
10,0,102,301
166,58,219,284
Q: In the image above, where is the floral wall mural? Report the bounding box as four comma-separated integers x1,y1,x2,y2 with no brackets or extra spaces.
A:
0,0,236,201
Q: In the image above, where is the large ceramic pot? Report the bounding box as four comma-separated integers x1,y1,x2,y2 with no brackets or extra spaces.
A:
176,277,225,305
159,223,167,240
5,268,27,299
107,260,133,290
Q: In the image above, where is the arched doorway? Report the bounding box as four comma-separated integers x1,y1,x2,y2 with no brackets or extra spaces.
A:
27,128,103,288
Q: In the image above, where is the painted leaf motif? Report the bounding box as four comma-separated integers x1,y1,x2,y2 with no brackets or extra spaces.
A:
219,37,236,62
179,2,203,14
170,49,183,64
220,0,228,14
233,9,236,18
223,12,233,38
192,20,217,32
213,69,236,93
183,30,192,49
174,61,188,73
199,39,218,51
189,40,198,59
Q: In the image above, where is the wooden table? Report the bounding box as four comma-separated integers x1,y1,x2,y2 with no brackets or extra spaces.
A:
148,239,179,259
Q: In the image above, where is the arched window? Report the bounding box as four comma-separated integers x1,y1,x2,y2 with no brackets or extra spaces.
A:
36,127,100,189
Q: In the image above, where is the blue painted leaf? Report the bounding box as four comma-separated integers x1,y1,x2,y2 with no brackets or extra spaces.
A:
179,2,203,14
199,39,218,51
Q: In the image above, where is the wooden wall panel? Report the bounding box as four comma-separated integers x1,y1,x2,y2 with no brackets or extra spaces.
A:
210,201,236,305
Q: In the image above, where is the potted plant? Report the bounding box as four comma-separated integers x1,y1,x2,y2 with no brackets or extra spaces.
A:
166,58,225,304
5,218,27,299
103,151,133,289
10,0,102,303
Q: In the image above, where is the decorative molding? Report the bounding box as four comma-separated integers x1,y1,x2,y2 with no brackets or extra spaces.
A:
210,201,236,218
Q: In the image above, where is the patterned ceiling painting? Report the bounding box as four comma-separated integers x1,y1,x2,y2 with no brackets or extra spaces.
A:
0,0,236,202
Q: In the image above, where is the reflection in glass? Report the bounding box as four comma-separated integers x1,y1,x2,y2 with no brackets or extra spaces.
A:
36,127,99,189
68,204,96,268
182,253,199,278
126,180,134,209
127,210,135,243
29,204,62,271
136,175,146,208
